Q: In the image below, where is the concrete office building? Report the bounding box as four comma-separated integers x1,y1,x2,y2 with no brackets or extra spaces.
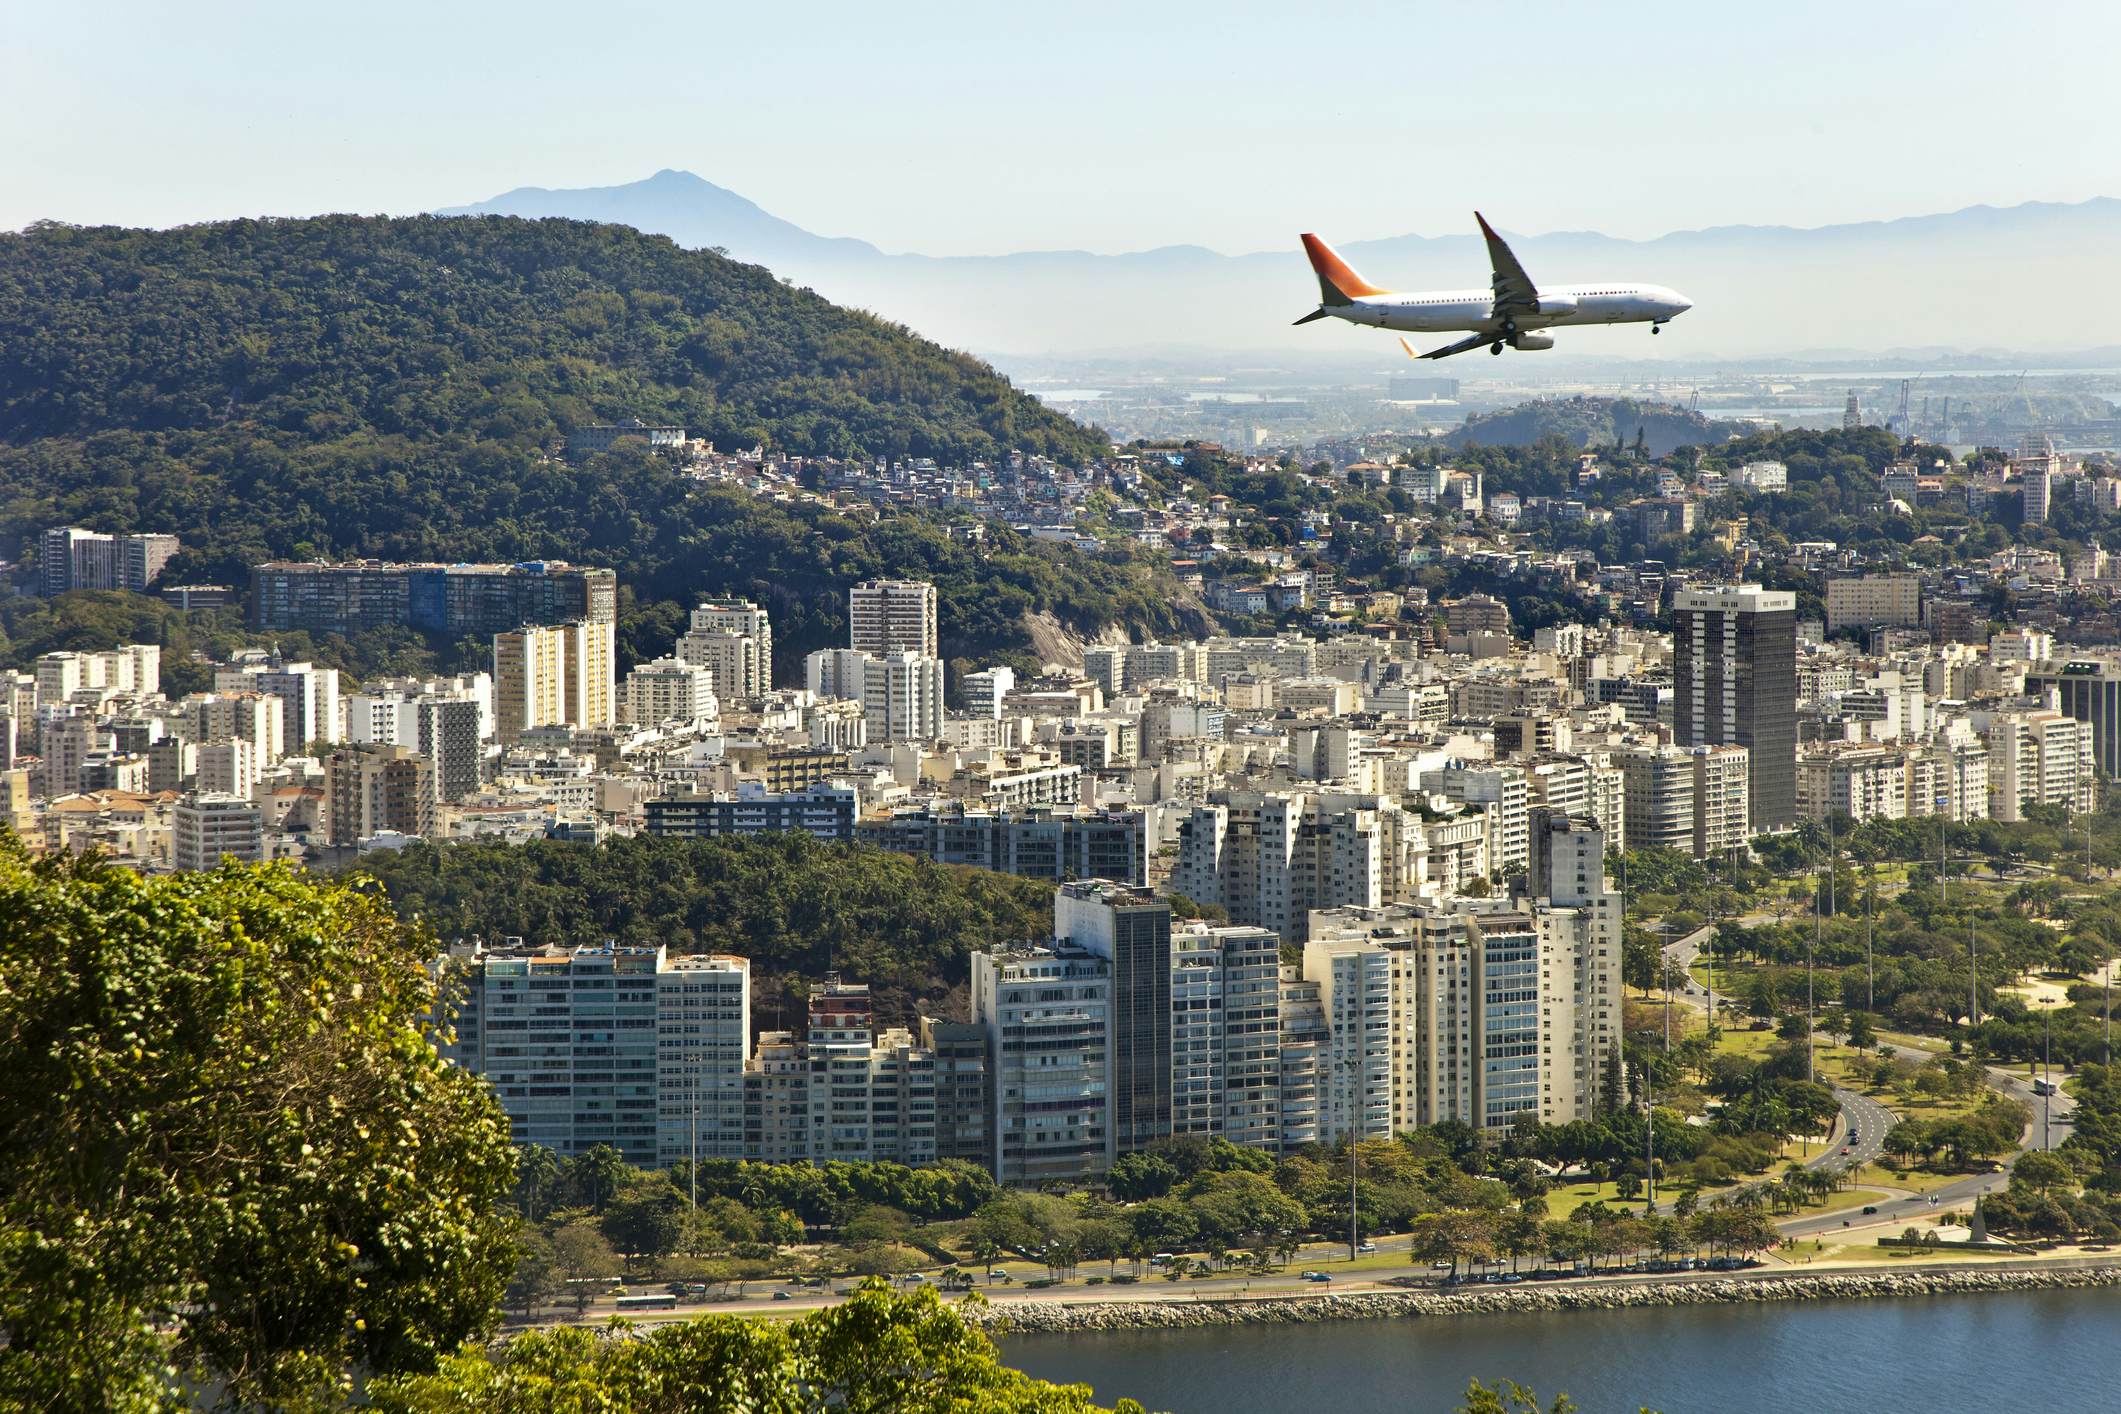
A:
849,579,938,658
1673,584,1796,833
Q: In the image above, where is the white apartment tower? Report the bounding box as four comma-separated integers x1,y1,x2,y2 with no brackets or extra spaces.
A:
850,579,938,658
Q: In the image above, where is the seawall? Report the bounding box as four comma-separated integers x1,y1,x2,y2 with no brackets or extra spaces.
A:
971,1263,2121,1335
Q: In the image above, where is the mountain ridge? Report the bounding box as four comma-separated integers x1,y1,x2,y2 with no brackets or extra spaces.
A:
437,173,2121,358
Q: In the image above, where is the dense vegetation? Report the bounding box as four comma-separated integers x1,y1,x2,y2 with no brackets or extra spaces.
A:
1444,396,1742,457
0,214,1099,462
0,836,517,1408
372,1281,1143,1414
0,215,1208,677
360,834,1057,1023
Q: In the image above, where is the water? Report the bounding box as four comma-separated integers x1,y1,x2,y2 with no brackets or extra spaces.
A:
999,1286,2121,1414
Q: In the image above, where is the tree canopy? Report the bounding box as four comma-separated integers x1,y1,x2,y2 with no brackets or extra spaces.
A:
0,834,517,1408
360,833,1057,1022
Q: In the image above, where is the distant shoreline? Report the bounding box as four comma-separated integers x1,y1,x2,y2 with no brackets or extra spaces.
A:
971,1259,2121,1336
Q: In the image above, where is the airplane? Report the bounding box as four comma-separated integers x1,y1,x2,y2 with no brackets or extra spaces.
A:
1293,212,1692,359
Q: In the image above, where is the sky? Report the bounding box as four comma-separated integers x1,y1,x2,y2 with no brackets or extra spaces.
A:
7,0,2119,256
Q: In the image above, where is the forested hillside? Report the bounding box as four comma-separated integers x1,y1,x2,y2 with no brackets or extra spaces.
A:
356,834,1055,1025
1446,396,1742,457
0,215,1203,673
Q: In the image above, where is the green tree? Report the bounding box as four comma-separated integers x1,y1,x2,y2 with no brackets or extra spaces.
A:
372,1281,1148,1413
601,1181,690,1270
0,842,516,1409
506,1229,562,1318
552,1221,622,1315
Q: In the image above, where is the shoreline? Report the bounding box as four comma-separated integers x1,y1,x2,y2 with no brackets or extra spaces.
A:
971,1259,2121,1335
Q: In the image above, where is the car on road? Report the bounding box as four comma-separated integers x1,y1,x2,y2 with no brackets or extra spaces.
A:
1300,1271,1333,1282
772,1291,792,1301
1862,1205,1878,1215
1358,1241,1377,1253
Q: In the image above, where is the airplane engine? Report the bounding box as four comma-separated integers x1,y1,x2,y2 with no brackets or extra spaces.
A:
1509,331,1555,351
1532,296,1578,317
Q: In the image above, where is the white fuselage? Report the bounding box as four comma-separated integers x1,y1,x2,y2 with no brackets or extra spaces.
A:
1328,282,1691,334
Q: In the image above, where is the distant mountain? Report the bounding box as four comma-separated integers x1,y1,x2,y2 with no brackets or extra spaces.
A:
438,173,2121,360
437,168,881,263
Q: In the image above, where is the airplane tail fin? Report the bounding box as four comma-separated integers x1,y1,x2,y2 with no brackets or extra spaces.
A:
1300,233,1389,305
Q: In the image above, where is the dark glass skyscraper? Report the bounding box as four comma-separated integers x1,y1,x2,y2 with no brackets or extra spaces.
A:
1055,880,1172,1151
1673,585,1797,833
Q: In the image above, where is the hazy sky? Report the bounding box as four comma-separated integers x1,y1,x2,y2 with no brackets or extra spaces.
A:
8,0,2117,255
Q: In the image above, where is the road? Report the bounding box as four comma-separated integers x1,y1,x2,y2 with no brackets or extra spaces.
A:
1660,923,2081,1244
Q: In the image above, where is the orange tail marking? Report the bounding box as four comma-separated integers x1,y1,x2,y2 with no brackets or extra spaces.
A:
1300,233,1389,304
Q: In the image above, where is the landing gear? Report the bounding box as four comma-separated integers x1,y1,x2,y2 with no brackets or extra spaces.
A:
1652,323,1663,335
1489,342,1504,356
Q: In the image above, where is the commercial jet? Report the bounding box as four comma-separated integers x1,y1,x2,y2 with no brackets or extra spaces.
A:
1293,213,1692,358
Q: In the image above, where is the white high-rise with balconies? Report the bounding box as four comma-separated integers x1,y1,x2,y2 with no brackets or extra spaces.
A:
850,579,938,658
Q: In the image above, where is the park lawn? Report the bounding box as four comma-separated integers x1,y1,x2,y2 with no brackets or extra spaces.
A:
1848,1162,1963,1195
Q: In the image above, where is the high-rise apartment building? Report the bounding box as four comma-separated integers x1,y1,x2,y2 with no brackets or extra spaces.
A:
40,527,180,595
1056,881,1172,1153
861,652,946,742
1825,574,1923,633
677,599,773,700
324,743,436,845
493,620,614,742
215,657,340,752
654,955,752,1169
1618,744,1750,858
972,942,1114,1183
1301,933,1394,1143
856,804,1147,886
620,658,719,726
173,793,265,871
439,943,669,1166
849,579,938,658
961,665,1017,720
1673,584,1796,832
250,560,616,636
1169,923,1283,1150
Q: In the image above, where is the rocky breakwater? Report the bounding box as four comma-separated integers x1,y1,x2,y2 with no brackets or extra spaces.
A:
973,1265,2121,1335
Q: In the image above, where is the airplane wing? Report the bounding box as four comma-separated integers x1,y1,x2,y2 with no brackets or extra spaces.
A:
1475,212,1538,314
1410,332,1491,360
